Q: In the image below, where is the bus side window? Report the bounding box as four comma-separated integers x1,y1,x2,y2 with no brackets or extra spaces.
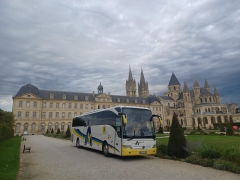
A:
116,117,121,137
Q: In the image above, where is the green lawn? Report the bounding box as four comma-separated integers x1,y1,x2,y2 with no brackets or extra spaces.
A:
0,136,21,180
157,134,240,148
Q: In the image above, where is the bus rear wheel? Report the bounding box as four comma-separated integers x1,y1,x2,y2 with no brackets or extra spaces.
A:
76,139,80,148
103,142,110,157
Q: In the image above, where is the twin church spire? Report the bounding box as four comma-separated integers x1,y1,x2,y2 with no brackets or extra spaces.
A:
126,67,149,98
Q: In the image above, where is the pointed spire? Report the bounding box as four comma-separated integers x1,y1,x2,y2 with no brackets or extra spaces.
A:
183,81,190,93
140,67,145,85
128,66,133,81
214,86,219,96
204,79,210,91
168,72,181,86
193,78,200,88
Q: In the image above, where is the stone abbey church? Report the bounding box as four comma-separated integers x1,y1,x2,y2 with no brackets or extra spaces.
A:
12,68,240,135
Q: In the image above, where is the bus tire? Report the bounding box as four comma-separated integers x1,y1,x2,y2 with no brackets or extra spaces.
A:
76,138,80,148
103,142,110,157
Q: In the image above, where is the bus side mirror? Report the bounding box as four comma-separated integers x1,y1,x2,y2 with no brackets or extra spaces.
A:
122,115,128,124
158,117,163,125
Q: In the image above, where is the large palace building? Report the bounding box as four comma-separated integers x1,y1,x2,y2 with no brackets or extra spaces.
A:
12,68,240,135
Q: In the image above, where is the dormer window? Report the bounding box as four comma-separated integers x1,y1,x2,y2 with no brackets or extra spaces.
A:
62,94,66,99
50,93,54,99
74,95,78,100
126,99,129,103
135,99,137,103
142,100,145,104
117,98,120,102
85,96,89,100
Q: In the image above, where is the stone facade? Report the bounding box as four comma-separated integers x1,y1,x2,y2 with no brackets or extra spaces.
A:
12,70,240,135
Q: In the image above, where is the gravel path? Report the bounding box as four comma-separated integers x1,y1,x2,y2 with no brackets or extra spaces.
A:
18,135,240,180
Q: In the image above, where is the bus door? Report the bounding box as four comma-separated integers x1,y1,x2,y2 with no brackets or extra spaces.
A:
114,117,122,155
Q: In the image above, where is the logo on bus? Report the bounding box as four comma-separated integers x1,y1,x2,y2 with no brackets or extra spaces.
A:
102,125,106,133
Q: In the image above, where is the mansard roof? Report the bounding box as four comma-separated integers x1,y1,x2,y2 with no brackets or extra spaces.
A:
14,84,161,105
168,73,181,86
15,83,40,97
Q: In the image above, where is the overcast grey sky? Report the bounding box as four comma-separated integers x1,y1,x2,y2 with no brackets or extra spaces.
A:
0,0,240,112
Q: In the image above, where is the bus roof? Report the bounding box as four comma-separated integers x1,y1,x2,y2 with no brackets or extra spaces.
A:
75,106,150,118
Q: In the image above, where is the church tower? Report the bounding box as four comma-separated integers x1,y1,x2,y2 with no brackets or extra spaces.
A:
183,81,193,128
193,78,201,104
138,68,149,98
204,79,210,92
126,67,137,97
167,73,181,100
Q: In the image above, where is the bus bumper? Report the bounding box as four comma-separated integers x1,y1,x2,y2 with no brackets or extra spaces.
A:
121,147,156,156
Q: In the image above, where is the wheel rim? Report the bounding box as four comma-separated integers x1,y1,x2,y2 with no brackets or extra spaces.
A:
104,144,109,154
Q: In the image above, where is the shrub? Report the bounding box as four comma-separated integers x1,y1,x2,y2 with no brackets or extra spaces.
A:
219,123,225,132
65,126,71,138
213,159,240,174
201,148,221,159
57,128,60,134
189,130,197,135
167,113,188,158
157,144,168,156
46,129,49,134
197,125,201,132
158,126,163,134
226,122,234,136
51,128,54,134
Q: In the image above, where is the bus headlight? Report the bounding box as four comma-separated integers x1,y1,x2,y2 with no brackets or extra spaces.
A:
123,145,133,149
152,144,156,148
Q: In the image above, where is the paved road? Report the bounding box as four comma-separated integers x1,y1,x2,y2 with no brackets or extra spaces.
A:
18,135,240,180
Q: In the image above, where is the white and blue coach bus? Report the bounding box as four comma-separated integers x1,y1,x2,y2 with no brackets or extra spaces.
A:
71,106,161,157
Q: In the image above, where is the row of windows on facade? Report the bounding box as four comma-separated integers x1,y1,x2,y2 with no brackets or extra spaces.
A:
18,111,84,118
18,101,161,112
18,100,148,109
15,122,71,133
167,93,216,103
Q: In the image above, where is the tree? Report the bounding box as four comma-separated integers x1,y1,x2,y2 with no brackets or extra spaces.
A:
51,128,54,134
167,113,188,158
46,129,49,134
65,125,71,138
219,123,224,132
57,128,60,134
226,122,234,136
0,109,15,141
158,125,163,134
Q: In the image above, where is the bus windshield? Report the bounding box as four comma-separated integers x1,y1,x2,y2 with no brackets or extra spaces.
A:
122,108,155,138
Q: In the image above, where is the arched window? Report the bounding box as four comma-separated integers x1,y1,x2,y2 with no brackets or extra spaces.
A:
16,123,21,133
201,98,202,103
217,116,221,123
208,108,210,112
41,123,45,132
174,86,176,90
55,123,59,131
205,97,207,102
205,108,207,112
209,97,212,102
31,123,36,132
198,118,202,125
211,117,215,124
48,123,52,131
24,123,28,132
61,123,65,131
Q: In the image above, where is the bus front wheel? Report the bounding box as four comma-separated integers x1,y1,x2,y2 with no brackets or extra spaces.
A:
103,142,110,157
76,139,80,148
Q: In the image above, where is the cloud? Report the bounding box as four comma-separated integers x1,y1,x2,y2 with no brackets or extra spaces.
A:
0,0,240,111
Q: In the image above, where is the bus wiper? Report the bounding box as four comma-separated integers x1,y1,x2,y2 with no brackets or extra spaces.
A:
127,129,135,141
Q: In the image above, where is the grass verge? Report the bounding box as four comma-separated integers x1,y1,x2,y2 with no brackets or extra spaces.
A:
0,136,21,180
